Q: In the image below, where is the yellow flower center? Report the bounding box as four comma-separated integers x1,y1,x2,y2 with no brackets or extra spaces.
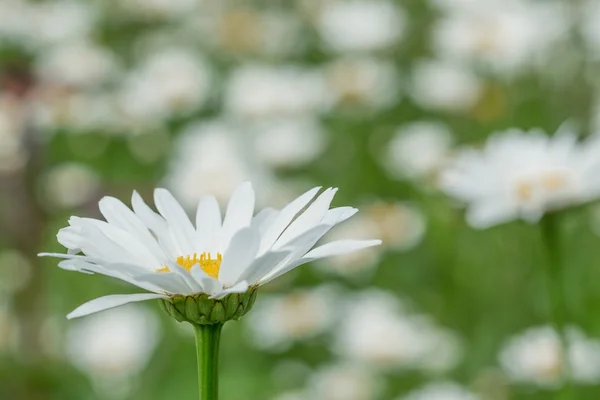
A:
158,252,223,279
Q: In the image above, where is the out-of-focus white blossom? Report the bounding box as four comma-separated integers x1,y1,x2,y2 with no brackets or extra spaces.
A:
334,291,462,372
582,0,600,58
246,286,338,351
224,65,328,119
66,304,160,379
321,202,426,276
252,118,325,169
118,48,211,123
383,121,454,181
165,120,272,209
432,0,569,73
325,57,401,110
35,41,118,88
120,0,201,20
316,0,405,53
308,363,381,400
42,162,100,208
399,381,479,400
29,0,97,48
441,126,600,229
411,60,482,113
499,326,600,388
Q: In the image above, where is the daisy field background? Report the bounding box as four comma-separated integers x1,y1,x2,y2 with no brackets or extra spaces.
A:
3,0,600,399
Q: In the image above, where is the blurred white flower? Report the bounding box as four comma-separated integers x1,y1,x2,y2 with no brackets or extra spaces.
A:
499,325,600,387
252,118,325,169
325,57,401,110
499,326,564,388
0,0,33,43
66,304,160,379
224,64,328,119
272,391,307,400
35,41,118,88
199,9,305,57
432,0,568,73
29,0,96,47
566,328,600,385
165,119,272,208
582,0,600,58
118,48,211,123
322,202,426,276
246,286,337,351
334,291,461,372
42,162,100,208
383,121,454,181
121,0,201,20
411,60,482,113
441,126,600,229
36,89,125,133
400,382,478,400
317,0,405,53
308,363,381,400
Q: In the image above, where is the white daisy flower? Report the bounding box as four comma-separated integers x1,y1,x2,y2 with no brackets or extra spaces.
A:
399,381,479,400
441,126,600,229
40,182,381,320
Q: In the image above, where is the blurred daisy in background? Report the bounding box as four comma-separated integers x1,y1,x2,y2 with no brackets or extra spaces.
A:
251,117,326,170
245,286,338,351
117,47,211,125
319,202,425,277
65,304,160,398
499,325,600,388
431,0,569,74
307,363,382,400
165,119,272,208
224,64,328,119
40,162,100,209
410,60,482,113
316,0,405,53
441,126,600,229
333,291,462,373
383,121,454,183
324,56,401,111
399,381,479,400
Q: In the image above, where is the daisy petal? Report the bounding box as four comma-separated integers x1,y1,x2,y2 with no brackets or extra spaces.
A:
190,265,223,295
220,182,255,252
196,196,222,254
154,188,197,255
236,250,293,286
275,188,338,248
210,281,249,299
259,186,321,254
303,239,382,259
67,293,168,319
218,227,260,287
321,207,358,226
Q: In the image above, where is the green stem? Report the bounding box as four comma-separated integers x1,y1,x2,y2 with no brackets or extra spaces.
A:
193,323,223,400
540,213,567,335
540,213,572,394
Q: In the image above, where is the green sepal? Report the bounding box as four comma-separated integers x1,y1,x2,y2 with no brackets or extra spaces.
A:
159,288,258,325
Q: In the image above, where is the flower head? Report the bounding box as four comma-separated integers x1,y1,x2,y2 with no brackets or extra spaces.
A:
441,126,600,229
40,182,381,320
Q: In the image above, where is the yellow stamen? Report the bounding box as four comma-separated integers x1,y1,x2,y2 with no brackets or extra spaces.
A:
157,252,223,279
